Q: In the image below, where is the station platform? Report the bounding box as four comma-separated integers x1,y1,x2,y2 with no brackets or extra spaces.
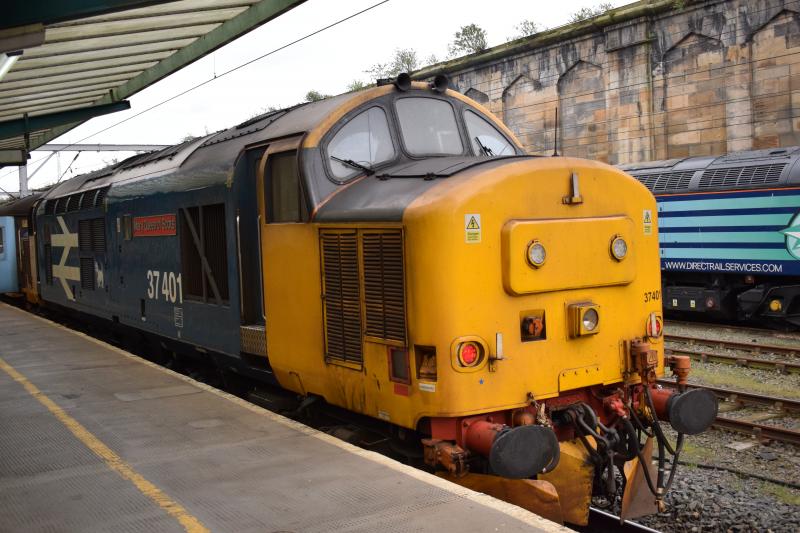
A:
0,303,564,533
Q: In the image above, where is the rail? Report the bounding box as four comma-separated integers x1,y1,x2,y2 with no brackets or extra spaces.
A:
664,346,800,374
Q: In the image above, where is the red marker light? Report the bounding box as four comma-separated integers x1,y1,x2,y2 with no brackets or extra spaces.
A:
458,342,480,366
646,313,663,339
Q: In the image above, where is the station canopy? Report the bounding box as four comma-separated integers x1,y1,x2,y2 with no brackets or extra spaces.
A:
0,0,305,167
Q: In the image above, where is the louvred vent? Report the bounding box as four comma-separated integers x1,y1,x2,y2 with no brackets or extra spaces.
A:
699,164,785,188
321,231,363,365
362,231,406,343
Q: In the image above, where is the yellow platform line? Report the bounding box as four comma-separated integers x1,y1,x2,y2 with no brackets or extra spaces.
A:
0,356,209,533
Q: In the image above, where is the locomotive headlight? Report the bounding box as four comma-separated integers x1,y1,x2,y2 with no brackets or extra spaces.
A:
610,235,628,261
526,240,546,268
568,303,601,337
582,308,599,331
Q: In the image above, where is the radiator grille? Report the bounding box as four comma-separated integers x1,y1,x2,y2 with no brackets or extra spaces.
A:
362,231,406,343
699,164,785,189
91,218,106,252
634,170,694,193
80,257,95,290
78,219,92,251
321,231,363,365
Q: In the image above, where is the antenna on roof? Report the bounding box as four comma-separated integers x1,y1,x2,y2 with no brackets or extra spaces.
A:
552,107,559,157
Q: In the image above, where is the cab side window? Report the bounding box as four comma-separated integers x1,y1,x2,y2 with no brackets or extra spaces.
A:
266,150,308,223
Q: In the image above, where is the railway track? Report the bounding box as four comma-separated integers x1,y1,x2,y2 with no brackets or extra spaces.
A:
657,380,800,445
664,344,800,374
665,334,799,358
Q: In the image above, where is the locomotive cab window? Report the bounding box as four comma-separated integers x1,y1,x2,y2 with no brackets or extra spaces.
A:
395,97,463,156
265,150,308,223
465,110,514,157
327,106,395,180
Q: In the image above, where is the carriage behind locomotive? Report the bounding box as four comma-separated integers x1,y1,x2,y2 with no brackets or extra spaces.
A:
0,76,717,525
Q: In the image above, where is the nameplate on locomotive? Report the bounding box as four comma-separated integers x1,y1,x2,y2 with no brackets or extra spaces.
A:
133,214,177,237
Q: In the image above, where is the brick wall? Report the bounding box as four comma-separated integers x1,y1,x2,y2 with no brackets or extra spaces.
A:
417,0,800,164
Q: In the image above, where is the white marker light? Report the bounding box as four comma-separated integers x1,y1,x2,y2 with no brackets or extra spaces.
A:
610,235,628,261
527,241,546,268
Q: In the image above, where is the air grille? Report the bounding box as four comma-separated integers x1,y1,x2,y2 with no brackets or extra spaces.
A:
91,218,106,252
321,230,363,365
79,191,94,210
634,170,694,192
66,194,80,212
93,187,109,208
44,200,56,215
362,231,406,342
44,244,53,284
78,219,92,251
80,257,95,290
699,164,786,189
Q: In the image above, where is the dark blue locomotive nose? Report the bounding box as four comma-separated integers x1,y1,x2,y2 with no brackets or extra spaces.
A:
666,388,718,435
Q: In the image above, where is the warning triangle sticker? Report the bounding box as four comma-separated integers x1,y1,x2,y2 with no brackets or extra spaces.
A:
466,216,480,230
643,211,652,224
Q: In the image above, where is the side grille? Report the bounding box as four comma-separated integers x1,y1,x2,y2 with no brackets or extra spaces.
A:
633,170,694,193
80,257,95,290
79,191,94,210
91,218,106,252
66,194,80,212
44,244,53,284
321,230,363,365
93,187,109,208
362,231,406,343
78,219,92,251
699,164,785,189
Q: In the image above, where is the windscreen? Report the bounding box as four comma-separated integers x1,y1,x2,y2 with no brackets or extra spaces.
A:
395,97,463,156
465,110,515,156
327,106,395,180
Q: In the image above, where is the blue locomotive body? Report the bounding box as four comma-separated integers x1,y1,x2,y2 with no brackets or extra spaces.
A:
0,216,17,293
32,136,266,365
622,147,800,326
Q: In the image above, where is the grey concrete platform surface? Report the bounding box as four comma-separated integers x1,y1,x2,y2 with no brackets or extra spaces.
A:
0,303,564,533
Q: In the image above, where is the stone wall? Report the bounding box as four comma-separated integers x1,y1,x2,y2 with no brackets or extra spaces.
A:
416,0,800,164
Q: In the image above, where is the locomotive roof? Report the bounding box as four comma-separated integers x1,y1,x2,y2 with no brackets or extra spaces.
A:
0,191,45,216
619,146,800,194
40,91,357,201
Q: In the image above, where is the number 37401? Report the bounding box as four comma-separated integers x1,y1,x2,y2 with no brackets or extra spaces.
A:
146,270,183,304
644,290,661,303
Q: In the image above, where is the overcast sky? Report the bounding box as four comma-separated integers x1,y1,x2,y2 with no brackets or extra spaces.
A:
0,0,629,196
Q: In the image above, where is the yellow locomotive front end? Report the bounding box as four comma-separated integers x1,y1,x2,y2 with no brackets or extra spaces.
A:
258,78,717,526
401,156,686,524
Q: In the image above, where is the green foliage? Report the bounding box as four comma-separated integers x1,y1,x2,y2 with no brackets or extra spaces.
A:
568,2,614,23
365,48,419,80
346,79,368,92
510,19,540,40
304,90,329,102
448,23,488,58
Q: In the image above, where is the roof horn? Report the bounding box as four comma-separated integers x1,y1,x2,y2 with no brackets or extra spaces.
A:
430,74,449,93
394,73,411,91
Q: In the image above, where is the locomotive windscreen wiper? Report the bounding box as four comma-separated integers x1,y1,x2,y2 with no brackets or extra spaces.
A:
475,136,494,157
331,155,374,176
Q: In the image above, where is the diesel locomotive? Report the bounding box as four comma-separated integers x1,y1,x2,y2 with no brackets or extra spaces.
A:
621,148,800,329
0,75,717,525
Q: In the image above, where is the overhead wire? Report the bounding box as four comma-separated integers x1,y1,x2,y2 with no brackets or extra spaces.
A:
0,0,391,187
